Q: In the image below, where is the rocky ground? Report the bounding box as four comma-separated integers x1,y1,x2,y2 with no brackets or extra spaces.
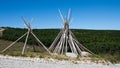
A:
0,55,120,68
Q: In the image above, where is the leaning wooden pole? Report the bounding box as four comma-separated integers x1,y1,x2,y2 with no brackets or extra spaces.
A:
22,31,30,55
31,31,51,55
49,9,95,56
2,32,27,53
49,30,62,50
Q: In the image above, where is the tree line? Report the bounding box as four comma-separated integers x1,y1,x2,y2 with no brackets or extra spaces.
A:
1,27,120,55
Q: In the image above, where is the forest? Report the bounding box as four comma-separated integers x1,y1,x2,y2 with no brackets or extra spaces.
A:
0,27,120,55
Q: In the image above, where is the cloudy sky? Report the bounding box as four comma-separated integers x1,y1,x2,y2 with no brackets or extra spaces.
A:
0,0,120,30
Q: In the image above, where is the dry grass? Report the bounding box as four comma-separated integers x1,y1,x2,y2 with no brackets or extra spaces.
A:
0,40,70,60
0,39,120,63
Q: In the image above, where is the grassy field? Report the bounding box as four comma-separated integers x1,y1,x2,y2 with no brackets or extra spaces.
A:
0,27,120,63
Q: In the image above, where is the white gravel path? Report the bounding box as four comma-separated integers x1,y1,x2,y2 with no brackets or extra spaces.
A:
0,55,120,68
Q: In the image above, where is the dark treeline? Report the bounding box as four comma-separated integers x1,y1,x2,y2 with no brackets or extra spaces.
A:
1,27,120,55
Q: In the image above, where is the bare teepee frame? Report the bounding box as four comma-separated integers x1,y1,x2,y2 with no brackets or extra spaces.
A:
2,17,51,55
49,9,94,56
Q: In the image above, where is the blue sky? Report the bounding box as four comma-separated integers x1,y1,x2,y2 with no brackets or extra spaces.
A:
0,0,120,30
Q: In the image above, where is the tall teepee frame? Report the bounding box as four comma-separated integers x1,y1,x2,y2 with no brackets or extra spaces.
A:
2,17,51,55
49,9,94,56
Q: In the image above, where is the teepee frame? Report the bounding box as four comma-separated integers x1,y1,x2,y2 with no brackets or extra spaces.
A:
2,17,51,55
49,9,94,55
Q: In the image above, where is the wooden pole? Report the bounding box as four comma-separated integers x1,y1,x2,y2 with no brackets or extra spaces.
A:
65,37,68,54
58,9,65,23
69,34,78,54
73,39,82,54
68,40,74,53
53,37,62,53
31,31,51,54
49,30,62,50
22,31,30,55
2,32,27,53
61,36,65,54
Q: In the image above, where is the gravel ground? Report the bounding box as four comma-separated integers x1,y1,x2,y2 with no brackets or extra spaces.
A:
0,55,120,68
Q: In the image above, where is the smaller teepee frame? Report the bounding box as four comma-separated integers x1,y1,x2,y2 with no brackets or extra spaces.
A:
2,17,51,55
49,9,94,56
